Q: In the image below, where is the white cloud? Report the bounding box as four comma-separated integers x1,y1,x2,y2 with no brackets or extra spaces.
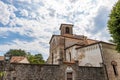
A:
0,0,118,60
0,1,10,25
0,39,49,60
20,9,29,17
0,1,17,25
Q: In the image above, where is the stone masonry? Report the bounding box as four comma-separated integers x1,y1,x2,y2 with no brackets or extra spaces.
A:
4,61,107,80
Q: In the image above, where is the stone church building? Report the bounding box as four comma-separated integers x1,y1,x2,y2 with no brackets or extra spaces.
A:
46,24,120,80
3,24,120,80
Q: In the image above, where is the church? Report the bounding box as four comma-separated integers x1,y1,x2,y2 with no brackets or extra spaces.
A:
47,24,120,80
2,24,120,80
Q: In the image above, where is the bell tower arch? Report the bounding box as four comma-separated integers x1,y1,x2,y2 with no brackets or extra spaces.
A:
60,24,73,35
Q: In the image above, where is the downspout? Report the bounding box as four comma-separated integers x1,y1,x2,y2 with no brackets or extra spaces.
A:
98,43,109,80
64,37,66,61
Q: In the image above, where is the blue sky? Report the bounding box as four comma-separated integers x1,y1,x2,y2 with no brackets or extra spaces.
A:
0,0,118,60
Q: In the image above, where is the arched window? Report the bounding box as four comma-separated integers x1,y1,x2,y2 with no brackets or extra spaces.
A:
66,27,70,34
85,63,92,67
69,52,71,62
111,61,118,76
52,53,54,64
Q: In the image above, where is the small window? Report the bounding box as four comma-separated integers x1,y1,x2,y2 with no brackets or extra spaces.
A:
13,77,16,80
66,27,70,34
67,72,73,80
111,61,118,76
52,53,54,64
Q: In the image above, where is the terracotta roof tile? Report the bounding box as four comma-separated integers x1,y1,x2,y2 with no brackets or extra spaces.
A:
10,56,25,63
0,56,29,63
63,61,75,64
87,39,98,44
0,56,4,61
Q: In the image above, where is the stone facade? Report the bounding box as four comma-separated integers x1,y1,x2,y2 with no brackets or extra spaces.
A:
47,24,120,80
101,43,120,80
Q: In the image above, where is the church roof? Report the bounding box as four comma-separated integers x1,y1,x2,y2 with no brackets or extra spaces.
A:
64,39,115,50
49,34,99,47
76,41,115,49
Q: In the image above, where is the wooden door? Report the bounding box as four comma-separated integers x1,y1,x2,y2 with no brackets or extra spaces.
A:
67,72,72,80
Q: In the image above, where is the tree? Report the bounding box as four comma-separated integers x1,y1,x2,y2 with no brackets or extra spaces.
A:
107,0,120,52
0,71,5,79
6,49,27,56
6,49,45,64
27,53,45,64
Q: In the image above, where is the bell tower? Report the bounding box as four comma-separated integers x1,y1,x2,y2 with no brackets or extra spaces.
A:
60,24,73,35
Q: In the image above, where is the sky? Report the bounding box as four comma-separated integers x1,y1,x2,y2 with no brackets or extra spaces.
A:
0,0,118,60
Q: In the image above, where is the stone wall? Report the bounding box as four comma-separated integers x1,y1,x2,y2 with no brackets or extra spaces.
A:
77,66,106,80
101,43,120,80
4,63,107,80
5,64,60,80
